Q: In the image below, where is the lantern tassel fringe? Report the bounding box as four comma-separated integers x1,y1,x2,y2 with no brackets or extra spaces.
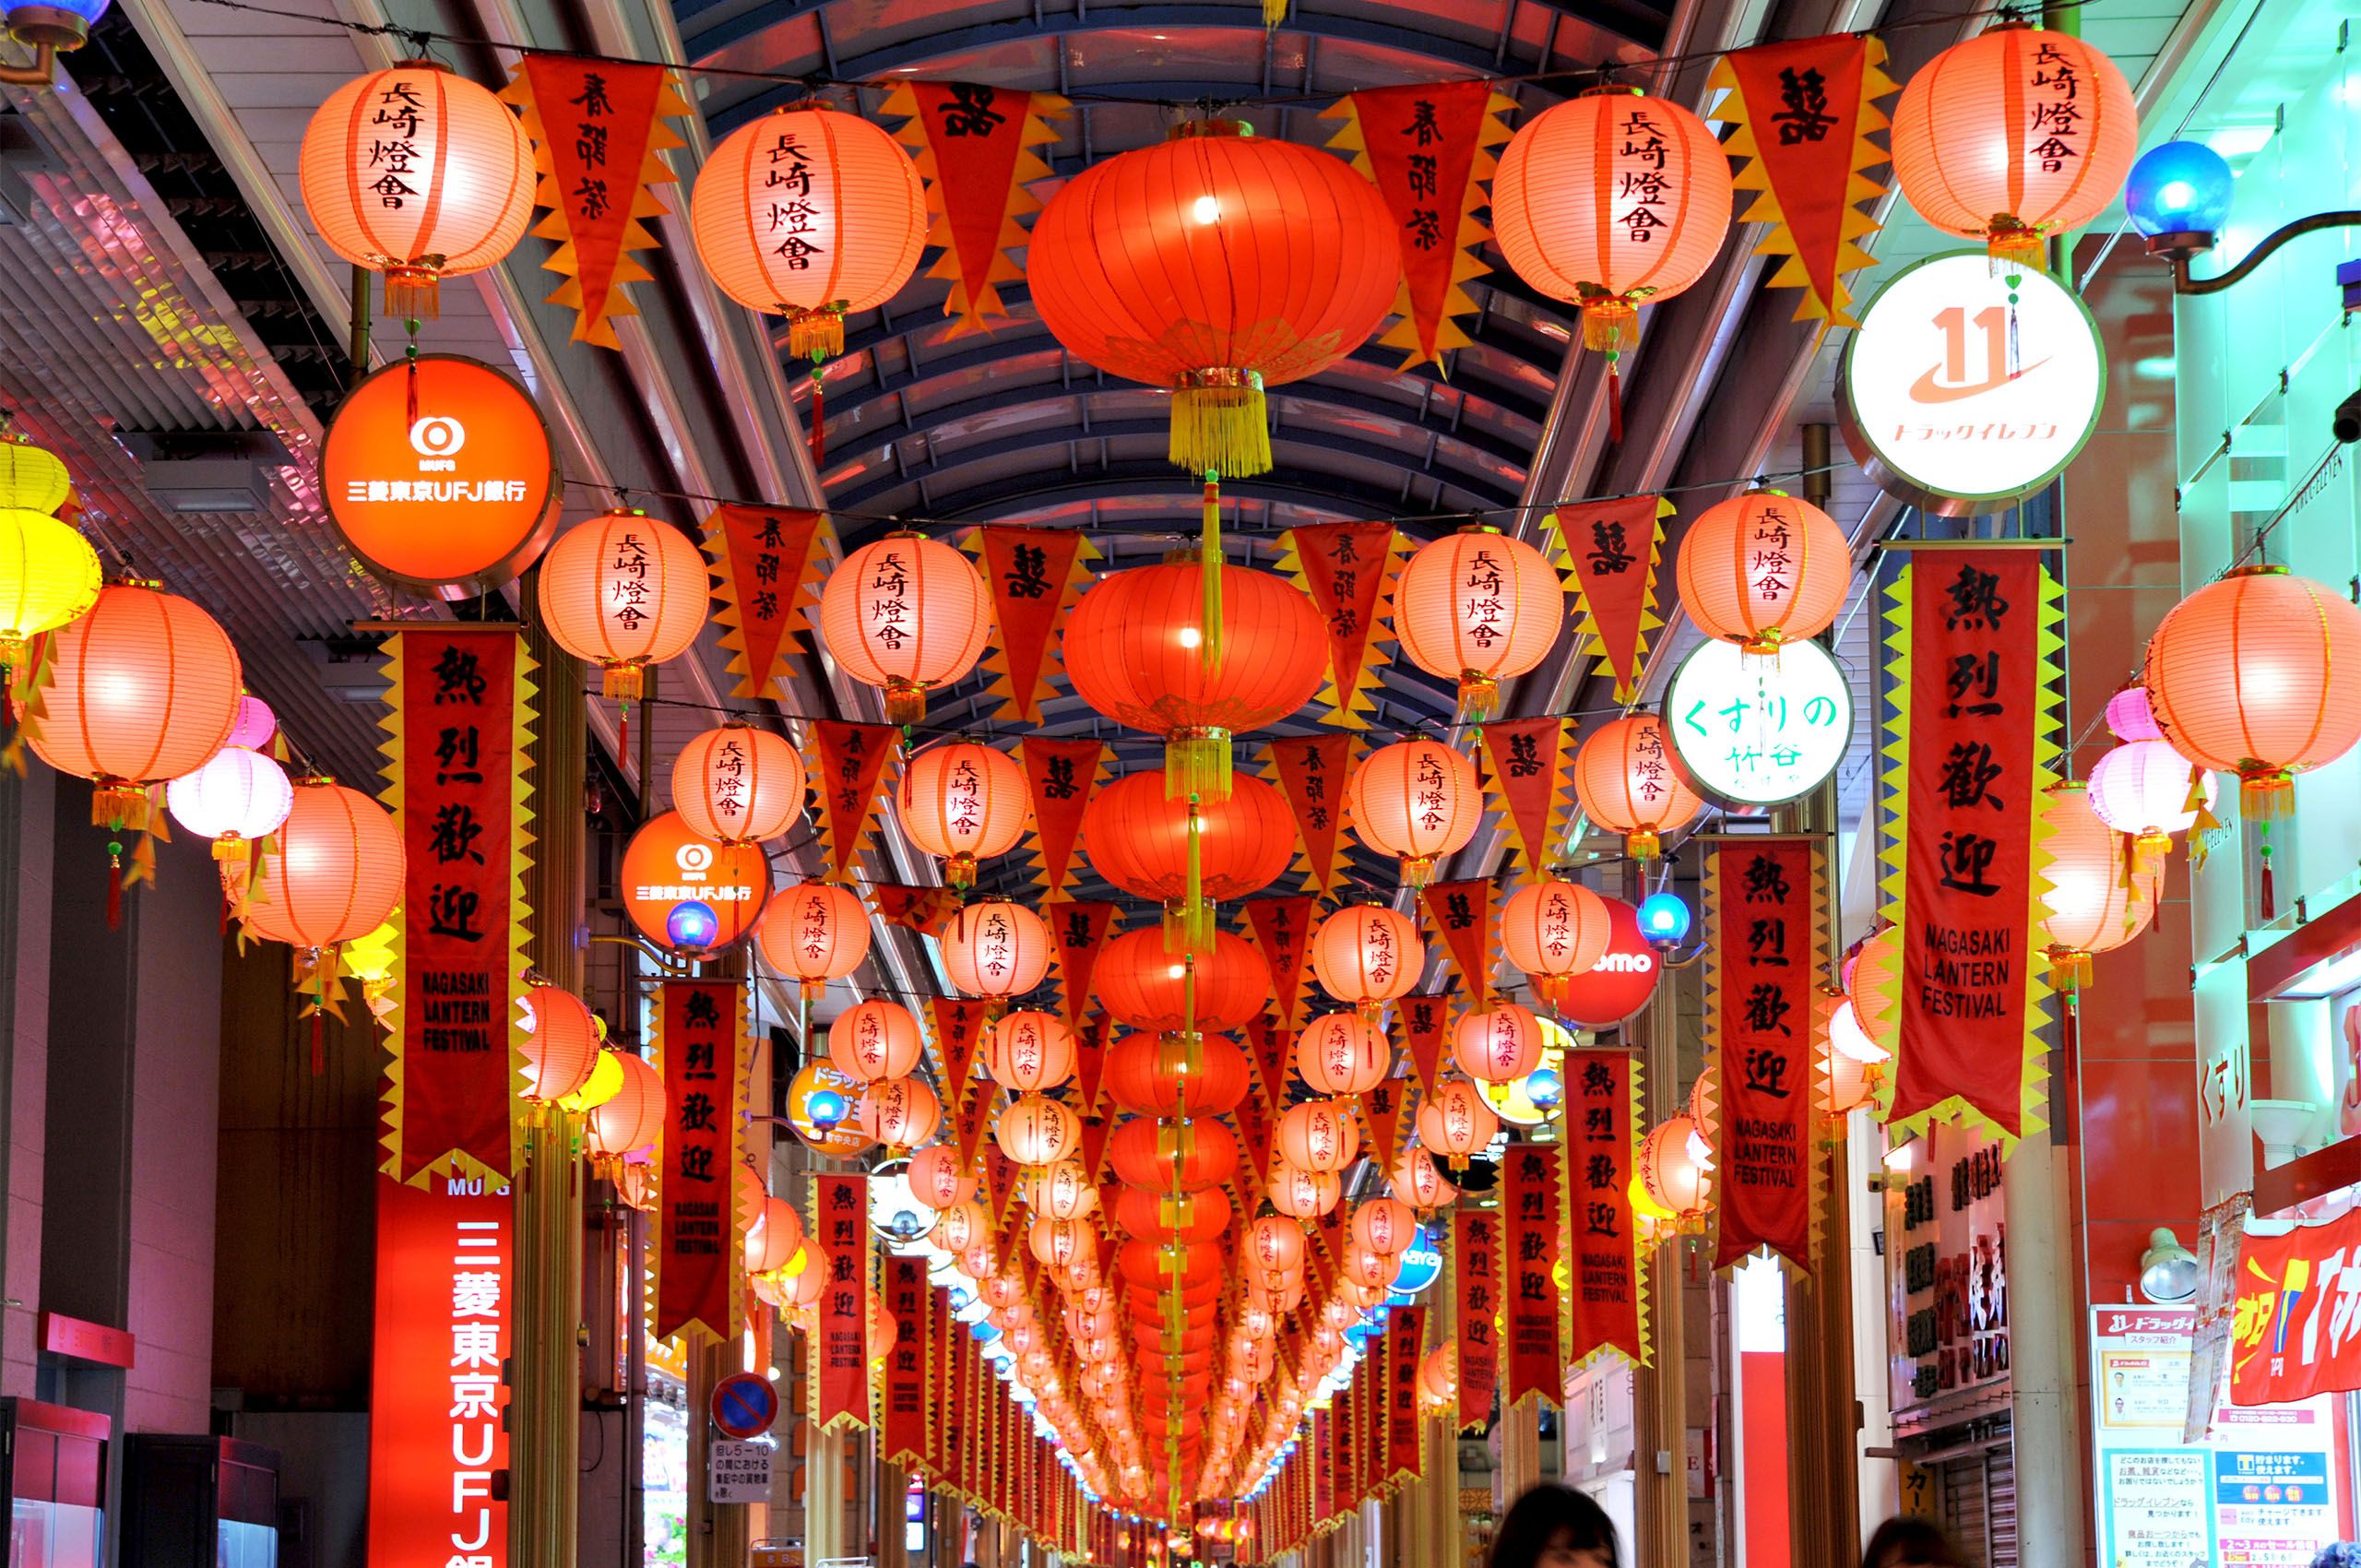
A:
2045,946,2090,993
884,677,927,728
785,304,846,362
1166,728,1233,804
2242,769,2295,821
1170,380,1270,480
92,781,148,832
383,265,441,321
1457,671,1499,724
1987,217,2047,272
602,663,645,704
1627,829,1661,861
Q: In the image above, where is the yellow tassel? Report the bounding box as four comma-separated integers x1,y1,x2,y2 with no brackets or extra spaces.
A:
383,265,440,321
786,305,846,361
1263,0,1286,22
1201,475,1225,674
91,779,148,832
1628,829,1661,861
2241,768,2295,821
602,662,645,703
1165,728,1234,802
1580,297,1637,353
1987,219,2047,271
1170,373,1270,477
1458,671,1498,723
212,834,249,868
884,677,927,728
2046,947,2091,992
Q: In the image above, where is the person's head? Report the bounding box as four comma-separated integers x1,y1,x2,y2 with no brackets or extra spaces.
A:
1863,1516,1970,1568
1489,1484,1619,1568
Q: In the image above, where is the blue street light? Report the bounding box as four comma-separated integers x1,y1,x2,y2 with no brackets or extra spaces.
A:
2126,140,2235,250
667,898,720,949
1525,1065,1564,1112
807,1088,850,1130
1638,891,1691,947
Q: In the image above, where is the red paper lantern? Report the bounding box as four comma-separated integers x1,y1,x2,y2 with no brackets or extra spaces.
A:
1845,925,1902,1061
938,899,1052,1001
827,999,924,1083
1418,1078,1499,1162
1026,121,1398,478
298,62,534,316
1094,928,1273,1033
1295,1011,1390,1096
1108,1116,1237,1192
689,104,927,358
982,1009,1075,1093
1637,1115,1712,1219
242,778,405,951
1674,491,1851,656
1028,1217,1098,1272
536,511,709,702
1500,879,1614,998
1351,1196,1417,1257
1113,1186,1230,1243
1392,1145,1457,1209
1892,25,2138,264
816,535,992,726
584,1051,664,1158
897,741,1028,889
1275,1098,1360,1173
744,1194,805,1277
1029,1160,1101,1222
754,883,871,1002
1394,528,1565,719
2039,781,2159,988
1104,1031,1250,1116
1347,739,1482,886
1453,1002,1544,1084
1244,1215,1306,1275
908,1145,973,1210
931,1200,987,1254
1082,768,1293,944
1267,1166,1342,1218
1490,88,1734,356
24,582,241,826
1310,904,1424,1012
997,1093,1082,1167
2143,566,2361,817
860,1075,941,1150
521,982,601,1102
672,722,806,844
1573,715,1703,859
1062,563,1325,800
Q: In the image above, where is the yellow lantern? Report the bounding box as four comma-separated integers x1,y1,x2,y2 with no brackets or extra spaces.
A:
0,506,99,677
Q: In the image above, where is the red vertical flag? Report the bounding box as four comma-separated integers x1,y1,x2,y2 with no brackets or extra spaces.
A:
1421,877,1499,992
1267,733,1357,897
1502,1142,1563,1407
1387,1305,1426,1486
1454,1208,1501,1431
1279,521,1399,727
1244,895,1319,1030
813,1174,870,1430
1710,837,1823,1271
1020,736,1104,897
1396,993,1451,1095
1565,1049,1647,1369
1046,898,1120,1027
881,1255,929,1467
979,530,1096,725
655,980,742,1342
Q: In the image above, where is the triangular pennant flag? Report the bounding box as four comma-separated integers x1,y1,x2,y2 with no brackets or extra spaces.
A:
1394,994,1451,1096
1358,1076,1413,1174
1421,878,1499,995
1078,1112,1115,1183
1548,498,1671,705
704,505,832,701
984,1145,1023,1224
1478,717,1573,884
1322,82,1516,370
1045,900,1121,1027
1275,523,1400,728
1265,734,1358,899
1021,738,1107,899
1072,1013,1110,1119
1235,1092,1274,1188
871,882,961,937
809,721,899,881
971,528,1098,724
500,58,690,348
1243,896,1319,1031
930,997,992,1092
951,1079,996,1171
1709,36,1898,329
1245,1016,1297,1114
881,84,1070,336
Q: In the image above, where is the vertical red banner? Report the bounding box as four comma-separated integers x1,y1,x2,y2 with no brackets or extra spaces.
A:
927,1284,954,1481
1279,520,1399,726
1311,1407,1334,1523
387,626,528,1182
1019,736,1104,897
1455,1208,1500,1431
1566,1049,1647,1368
813,1174,870,1430
368,1171,511,1568
1502,1141,1563,1407
882,1254,928,1468
1387,1305,1426,1486
1710,837,1822,1271
655,980,742,1342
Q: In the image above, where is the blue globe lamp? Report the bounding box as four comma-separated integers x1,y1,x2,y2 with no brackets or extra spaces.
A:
1525,1064,1565,1112
667,898,720,950
2125,140,2234,261
7,0,108,50
1637,890,1691,948
807,1087,850,1130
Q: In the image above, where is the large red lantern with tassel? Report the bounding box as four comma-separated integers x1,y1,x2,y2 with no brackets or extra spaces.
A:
938,899,1052,1002
1309,904,1425,1012
1346,740,1482,886
1108,1116,1237,1191
896,741,1028,890
1673,491,1851,656
1573,715,1703,860
1082,768,1292,946
1093,928,1272,1033
536,511,709,704
816,535,992,726
672,723,806,844
1394,528,1565,720
753,883,871,1003
1891,25,2137,264
1104,1031,1250,1115
1113,1186,1229,1243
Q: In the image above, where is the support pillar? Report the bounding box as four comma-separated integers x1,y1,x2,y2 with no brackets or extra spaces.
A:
1631,981,1687,1564
2006,1125,2087,1565
878,1461,908,1568
808,1420,848,1562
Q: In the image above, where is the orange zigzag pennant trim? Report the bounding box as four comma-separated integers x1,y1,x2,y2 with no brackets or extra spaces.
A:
883,84,1070,338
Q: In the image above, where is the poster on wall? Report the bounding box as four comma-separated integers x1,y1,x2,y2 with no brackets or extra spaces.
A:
2091,1305,2351,1567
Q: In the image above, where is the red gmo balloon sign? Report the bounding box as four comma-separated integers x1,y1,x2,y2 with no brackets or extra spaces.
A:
1552,896,1660,1028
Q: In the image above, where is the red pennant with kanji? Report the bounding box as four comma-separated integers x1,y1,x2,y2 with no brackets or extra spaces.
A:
882,85,1069,335
810,721,898,881
1277,522,1399,727
1566,1048,1648,1370
1077,1112,1114,1184
1021,738,1103,898
1236,1091,1274,1187
930,997,991,1100
1045,899,1120,1026
1550,498,1668,705
1245,1016,1297,1114
1071,1014,1109,1118
983,1145,1022,1224
1244,896,1319,1031
1358,1076,1413,1173
1394,993,1451,1095
1421,878,1498,993
974,529,1097,724
1478,718,1572,883
1267,733,1357,898
870,882,961,937
702,505,830,701
950,1082,994,1172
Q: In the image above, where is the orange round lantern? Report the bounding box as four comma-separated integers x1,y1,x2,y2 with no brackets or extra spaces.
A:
897,741,1028,889
1501,879,1614,999
1108,1116,1237,1192
690,104,926,357
1845,925,1902,1060
1275,1098,1360,1173
1347,739,1482,886
1026,121,1398,478
827,999,924,1083
1062,563,1326,800
298,62,533,317
745,1194,806,1277
1392,1145,1457,1209
1028,1217,1098,1272
860,1075,942,1150
1244,1215,1306,1275
1028,1159,1100,1221
817,535,991,726
1343,1246,1397,1292
1113,1187,1229,1243
931,1199,988,1254
938,899,1052,1002
1490,88,1734,359
908,1145,973,1210
672,723,806,844
1350,1196,1417,1257
996,1093,1082,1167
986,1010,1078,1092
1418,1348,1457,1408
1418,1078,1500,1163
1094,928,1272,1033
1083,768,1293,945
1891,25,2138,264
2143,566,2361,816
1638,1115,1712,1218
1673,491,1851,656
620,812,771,953
536,510,709,702
1820,1038,1879,1119
1394,527,1566,719
521,982,601,1102
24,582,241,826
2039,781,2159,989
584,1051,664,1159
1573,714,1703,859
1453,1002,1544,1084
1104,1031,1250,1116
241,778,405,951
1296,1011,1391,1096
1310,905,1425,1014
753,883,871,1003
